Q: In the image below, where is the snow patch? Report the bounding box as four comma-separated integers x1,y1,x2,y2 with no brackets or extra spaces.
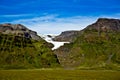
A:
39,34,69,50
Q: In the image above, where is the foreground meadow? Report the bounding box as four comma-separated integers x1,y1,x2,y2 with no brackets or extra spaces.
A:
0,69,120,80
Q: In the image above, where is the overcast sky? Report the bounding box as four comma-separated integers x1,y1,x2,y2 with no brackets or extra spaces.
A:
0,0,120,34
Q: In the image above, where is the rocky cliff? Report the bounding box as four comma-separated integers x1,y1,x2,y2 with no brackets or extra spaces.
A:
0,23,41,40
85,18,120,32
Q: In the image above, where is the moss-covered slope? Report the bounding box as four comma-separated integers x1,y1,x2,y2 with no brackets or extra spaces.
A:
0,33,59,69
54,18,120,69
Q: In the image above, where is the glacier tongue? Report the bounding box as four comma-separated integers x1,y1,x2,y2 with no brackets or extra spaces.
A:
39,34,69,50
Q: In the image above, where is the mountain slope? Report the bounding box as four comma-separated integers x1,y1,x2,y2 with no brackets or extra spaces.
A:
53,30,80,42
0,24,60,69
54,18,120,69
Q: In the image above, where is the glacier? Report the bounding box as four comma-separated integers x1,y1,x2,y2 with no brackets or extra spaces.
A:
39,34,69,50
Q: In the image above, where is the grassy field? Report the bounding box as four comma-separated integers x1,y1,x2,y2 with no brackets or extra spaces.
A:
0,69,120,80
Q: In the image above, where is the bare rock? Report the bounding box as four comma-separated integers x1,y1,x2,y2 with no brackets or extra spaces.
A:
0,23,41,40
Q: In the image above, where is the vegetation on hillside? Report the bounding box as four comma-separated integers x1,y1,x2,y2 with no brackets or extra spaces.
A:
0,33,60,69
55,30,120,69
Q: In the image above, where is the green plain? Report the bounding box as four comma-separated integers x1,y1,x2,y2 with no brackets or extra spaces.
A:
0,69,120,80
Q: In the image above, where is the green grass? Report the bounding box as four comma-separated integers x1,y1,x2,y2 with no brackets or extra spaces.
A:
0,69,120,80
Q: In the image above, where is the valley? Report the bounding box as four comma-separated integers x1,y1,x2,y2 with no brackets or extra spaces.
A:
0,18,120,80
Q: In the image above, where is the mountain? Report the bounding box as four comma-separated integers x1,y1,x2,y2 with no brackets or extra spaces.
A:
0,18,120,70
0,23,41,40
85,18,120,32
53,30,80,42
53,18,120,43
54,18,120,69
0,24,60,69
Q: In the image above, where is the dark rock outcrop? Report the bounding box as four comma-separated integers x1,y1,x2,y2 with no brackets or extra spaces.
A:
0,23,41,40
85,18,120,32
53,30,80,42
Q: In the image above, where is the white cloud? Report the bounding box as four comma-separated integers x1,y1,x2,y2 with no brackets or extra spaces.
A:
10,14,120,35
11,15,96,34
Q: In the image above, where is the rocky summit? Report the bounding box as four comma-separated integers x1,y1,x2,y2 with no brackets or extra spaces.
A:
0,23,41,40
85,18,120,32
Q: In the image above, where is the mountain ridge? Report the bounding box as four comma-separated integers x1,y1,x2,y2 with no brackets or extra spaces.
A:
54,18,120,69
85,18,120,32
53,18,120,43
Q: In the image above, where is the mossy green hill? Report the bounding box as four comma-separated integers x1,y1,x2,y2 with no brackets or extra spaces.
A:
0,24,60,69
54,18,120,70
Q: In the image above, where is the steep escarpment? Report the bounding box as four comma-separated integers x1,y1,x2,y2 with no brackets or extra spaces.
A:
0,24,59,69
54,18,120,69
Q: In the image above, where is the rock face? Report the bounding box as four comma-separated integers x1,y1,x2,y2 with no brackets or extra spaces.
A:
54,18,120,69
53,30,80,42
85,18,120,32
0,23,41,40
